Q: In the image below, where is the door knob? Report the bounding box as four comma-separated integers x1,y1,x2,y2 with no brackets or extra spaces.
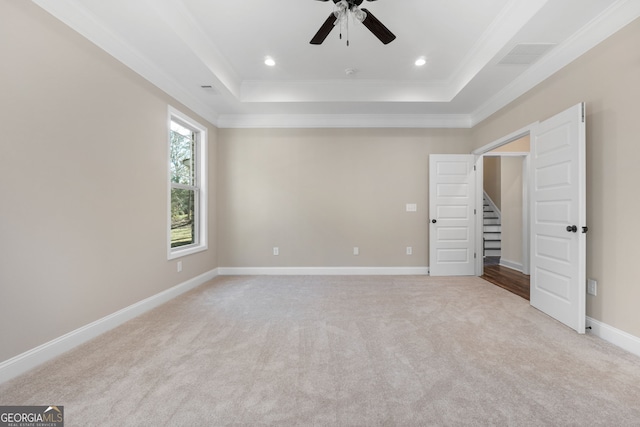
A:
566,225,577,233
431,219,437,224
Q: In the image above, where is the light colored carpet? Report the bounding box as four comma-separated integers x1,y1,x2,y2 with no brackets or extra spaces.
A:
1,275,639,426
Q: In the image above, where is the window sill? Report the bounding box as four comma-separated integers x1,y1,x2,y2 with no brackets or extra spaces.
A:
168,243,208,260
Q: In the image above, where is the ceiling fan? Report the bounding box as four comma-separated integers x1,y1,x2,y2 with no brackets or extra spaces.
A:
310,0,396,45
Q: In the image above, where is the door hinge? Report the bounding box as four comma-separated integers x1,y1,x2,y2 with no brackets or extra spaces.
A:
474,208,477,215
473,165,476,171
581,103,585,123
474,253,477,259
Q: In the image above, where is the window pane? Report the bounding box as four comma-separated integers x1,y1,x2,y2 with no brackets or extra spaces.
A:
171,187,196,248
170,125,195,186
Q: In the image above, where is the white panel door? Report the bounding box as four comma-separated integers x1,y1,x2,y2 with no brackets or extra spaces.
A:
530,103,586,333
429,155,476,276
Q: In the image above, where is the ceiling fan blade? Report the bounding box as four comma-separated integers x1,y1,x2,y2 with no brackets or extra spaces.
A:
360,8,396,44
310,13,338,45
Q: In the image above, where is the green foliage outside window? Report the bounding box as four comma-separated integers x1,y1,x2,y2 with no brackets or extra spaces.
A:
170,121,197,248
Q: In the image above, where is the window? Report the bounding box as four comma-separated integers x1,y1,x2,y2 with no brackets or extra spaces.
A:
168,107,207,259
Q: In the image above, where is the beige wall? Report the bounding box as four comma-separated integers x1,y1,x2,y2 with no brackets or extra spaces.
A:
492,135,530,153
499,157,524,266
473,18,640,337
0,2,218,362
483,157,501,209
218,128,472,267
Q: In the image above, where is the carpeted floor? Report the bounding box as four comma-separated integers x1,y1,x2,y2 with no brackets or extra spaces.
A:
1,275,639,426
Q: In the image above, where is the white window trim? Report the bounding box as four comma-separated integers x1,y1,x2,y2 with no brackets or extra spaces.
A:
168,106,208,260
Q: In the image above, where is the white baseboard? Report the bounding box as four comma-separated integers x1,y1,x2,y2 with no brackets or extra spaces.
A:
586,316,640,359
499,258,523,272
218,266,430,276
0,268,219,385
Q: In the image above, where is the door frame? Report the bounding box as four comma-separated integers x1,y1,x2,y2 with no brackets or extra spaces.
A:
472,123,537,276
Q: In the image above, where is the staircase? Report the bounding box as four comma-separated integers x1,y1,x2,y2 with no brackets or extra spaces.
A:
483,193,501,257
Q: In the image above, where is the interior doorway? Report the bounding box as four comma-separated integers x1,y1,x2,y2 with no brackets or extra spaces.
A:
477,136,531,300
472,104,586,333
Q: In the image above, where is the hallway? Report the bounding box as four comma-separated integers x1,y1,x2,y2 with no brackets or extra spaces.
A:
481,257,530,300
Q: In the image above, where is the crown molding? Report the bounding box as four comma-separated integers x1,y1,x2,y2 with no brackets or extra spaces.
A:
446,0,548,96
219,0,640,129
470,0,640,126
216,114,472,129
240,80,451,103
33,0,639,130
33,0,219,125
150,0,242,99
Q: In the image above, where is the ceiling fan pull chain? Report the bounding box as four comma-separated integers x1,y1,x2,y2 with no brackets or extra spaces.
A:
346,13,350,46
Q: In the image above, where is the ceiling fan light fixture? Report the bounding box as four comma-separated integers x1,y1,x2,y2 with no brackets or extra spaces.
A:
353,8,367,23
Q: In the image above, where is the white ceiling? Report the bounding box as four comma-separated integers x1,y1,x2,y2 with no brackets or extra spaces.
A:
33,0,640,128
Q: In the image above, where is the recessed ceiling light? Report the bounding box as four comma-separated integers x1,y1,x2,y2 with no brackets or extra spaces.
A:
415,57,427,67
264,57,276,67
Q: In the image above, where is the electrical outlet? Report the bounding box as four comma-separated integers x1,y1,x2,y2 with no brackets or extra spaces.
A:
353,247,359,256
406,246,413,255
273,247,279,256
587,279,597,296
177,261,182,272
406,203,417,212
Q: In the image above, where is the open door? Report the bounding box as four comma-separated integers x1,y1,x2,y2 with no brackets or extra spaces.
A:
530,103,586,333
429,155,476,276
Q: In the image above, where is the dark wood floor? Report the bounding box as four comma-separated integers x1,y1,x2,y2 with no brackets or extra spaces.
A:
481,258,530,300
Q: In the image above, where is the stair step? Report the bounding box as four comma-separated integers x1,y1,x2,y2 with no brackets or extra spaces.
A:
483,195,501,257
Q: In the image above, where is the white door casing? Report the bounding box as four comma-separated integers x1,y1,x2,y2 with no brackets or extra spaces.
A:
530,103,586,333
429,155,476,276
